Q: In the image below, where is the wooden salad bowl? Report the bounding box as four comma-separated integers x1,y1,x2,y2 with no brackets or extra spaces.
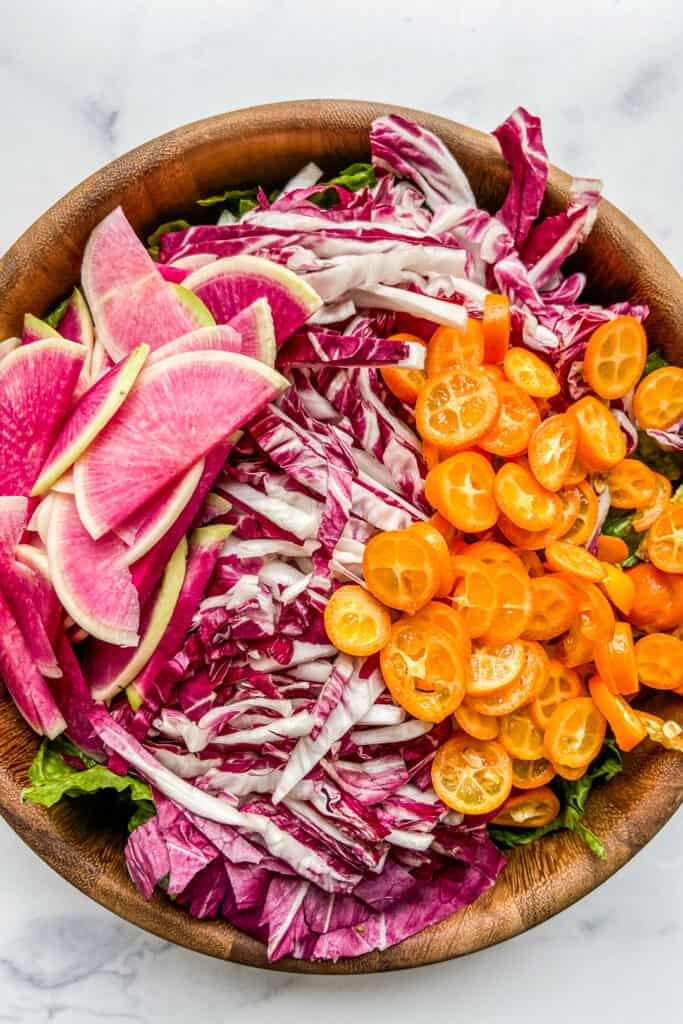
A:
0,100,682,974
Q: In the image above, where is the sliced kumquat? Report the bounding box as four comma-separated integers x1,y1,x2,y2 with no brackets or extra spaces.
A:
567,396,626,473
523,575,579,642
597,534,630,563
637,711,683,753
479,381,540,457
450,555,498,639
511,757,556,789
625,563,674,630
634,633,683,690
531,660,585,730
504,347,560,398
499,706,545,761
527,413,579,492
482,293,511,363
588,675,647,752
545,540,606,582
607,459,657,509
544,697,607,768
454,700,500,741
647,503,683,573
492,786,561,828
465,540,525,572
563,621,596,668
553,761,588,781
363,529,440,613
551,480,597,546
468,642,548,716
497,514,556,551
409,521,455,599
583,316,648,400
515,549,544,577
425,452,498,533
494,462,560,531
429,512,458,544
431,735,513,814
467,640,526,696
574,581,616,644
323,585,392,657
481,560,533,644
416,365,499,447
414,601,472,664
422,440,440,471
655,572,683,630
380,333,427,403
633,365,683,430
564,455,587,486
632,471,672,531
599,562,635,615
380,616,467,722
594,621,639,695
426,319,485,377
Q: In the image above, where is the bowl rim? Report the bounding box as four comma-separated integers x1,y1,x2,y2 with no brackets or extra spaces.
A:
0,98,682,975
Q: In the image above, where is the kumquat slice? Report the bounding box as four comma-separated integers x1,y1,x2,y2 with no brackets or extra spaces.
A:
431,735,513,814
324,585,392,657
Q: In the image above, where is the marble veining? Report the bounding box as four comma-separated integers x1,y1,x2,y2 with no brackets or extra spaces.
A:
1,0,682,1019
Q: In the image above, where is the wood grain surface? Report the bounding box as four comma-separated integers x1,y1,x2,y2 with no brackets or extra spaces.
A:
0,99,682,974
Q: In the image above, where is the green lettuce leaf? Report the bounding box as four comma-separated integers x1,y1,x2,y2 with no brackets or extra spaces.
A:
147,219,191,260
601,508,643,568
641,349,670,379
23,736,154,832
44,296,70,330
196,188,258,213
308,163,376,209
635,429,682,482
489,740,623,860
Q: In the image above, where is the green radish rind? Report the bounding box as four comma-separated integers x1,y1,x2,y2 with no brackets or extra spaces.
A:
91,536,188,702
31,344,149,496
172,285,216,328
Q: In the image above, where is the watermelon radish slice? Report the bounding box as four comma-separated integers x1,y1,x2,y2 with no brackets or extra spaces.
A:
227,298,277,362
74,350,288,540
0,589,65,738
89,338,112,383
50,472,75,494
0,339,86,496
15,543,61,643
85,536,188,702
0,337,20,361
146,325,242,366
172,285,215,328
3,562,60,677
28,495,53,546
129,524,232,708
0,496,28,547
32,344,149,496
22,314,61,344
183,255,322,345
198,491,232,525
58,287,94,348
131,440,233,605
50,631,103,756
81,207,210,361
117,459,204,564
46,493,140,646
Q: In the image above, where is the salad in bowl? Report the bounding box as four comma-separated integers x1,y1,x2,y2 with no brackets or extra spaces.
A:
1,106,682,964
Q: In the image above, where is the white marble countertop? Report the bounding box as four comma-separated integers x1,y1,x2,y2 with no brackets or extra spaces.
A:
1,0,681,1019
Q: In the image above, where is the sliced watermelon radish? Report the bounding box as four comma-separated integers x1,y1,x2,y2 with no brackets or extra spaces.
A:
32,344,149,496
21,314,61,344
227,298,277,362
129,524,232,707
0,337,20,361
0,496,28,547
131,440,233,605
28,494,53,546
15,543,61,643
147,325,242,366
172,284,215,328
46,493,140,646
50,472,75,494
183,255,321,345
58,288,94,348
1,564,60,678
81,207,210,361
89,338,112,383
0,339,86,496
117,459,204,564
73,350,287,540
0,589,65,738
86,536,188,702
50,631,103,756
198,491,232,525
